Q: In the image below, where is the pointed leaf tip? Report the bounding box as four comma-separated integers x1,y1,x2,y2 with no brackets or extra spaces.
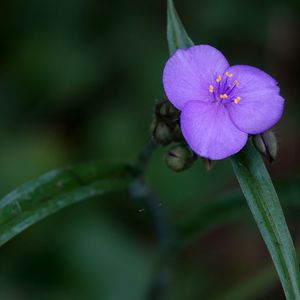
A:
167,0,194,55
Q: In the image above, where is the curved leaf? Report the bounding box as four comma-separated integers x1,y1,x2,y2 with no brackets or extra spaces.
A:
0,161,131,246
176,183,300,299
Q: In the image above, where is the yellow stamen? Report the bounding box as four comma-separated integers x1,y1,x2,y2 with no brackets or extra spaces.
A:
234,80,239,87
220,94,228,99
234,96,241,104
209,85,214,93
226,71,233,78
216,75,222,82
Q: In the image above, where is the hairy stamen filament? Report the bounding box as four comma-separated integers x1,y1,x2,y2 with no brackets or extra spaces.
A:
209,75,240,103
224,79,239,96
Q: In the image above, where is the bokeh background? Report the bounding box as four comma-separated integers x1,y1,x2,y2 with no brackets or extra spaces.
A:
0,0,300,299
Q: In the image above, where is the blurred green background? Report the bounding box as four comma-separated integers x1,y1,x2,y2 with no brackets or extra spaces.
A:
0,0,300,299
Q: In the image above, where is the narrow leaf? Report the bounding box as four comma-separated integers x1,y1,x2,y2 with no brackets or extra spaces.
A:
167,0,193,54
231,142,300,299
166,1,300,298
0,161,130,246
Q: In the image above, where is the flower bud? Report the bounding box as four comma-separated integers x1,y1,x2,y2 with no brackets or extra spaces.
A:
165,145,196,172
156,100,179,119
253,130,278,163
171,123,184,142
152,121,173,146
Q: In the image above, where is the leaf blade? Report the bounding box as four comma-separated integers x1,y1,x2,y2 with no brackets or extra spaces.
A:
231,142,300,299
0,161,130,246
167,0,193,54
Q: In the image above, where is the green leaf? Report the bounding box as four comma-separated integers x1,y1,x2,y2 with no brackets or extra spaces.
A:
167,0,194,55
166,1,300,298
0,161,130,246
231,142,300,299
175,181,300,298
176,183,300,298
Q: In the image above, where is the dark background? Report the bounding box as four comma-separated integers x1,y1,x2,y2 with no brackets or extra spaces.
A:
0,0,300,299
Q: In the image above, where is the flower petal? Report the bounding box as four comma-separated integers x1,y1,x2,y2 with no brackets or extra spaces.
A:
226,65,284,134
181,101,248,160
163,45,229,110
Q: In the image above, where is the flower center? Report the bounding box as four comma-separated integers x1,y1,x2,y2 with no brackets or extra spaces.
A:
208,72,241,104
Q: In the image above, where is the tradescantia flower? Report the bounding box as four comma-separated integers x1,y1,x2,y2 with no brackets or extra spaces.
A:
162,45,284,160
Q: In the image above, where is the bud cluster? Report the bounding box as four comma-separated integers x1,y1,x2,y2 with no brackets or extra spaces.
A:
151,100,197,172
165,145,197,172
151,100,182,145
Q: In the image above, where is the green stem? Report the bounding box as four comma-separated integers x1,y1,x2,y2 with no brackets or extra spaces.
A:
136,139,158,175
129,141,174,300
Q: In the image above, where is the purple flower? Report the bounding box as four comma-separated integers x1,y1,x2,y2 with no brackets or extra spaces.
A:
163,45,284,160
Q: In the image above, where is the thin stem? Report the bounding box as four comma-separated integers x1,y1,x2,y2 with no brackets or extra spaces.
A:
129,140,175,300
136,139,158,175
